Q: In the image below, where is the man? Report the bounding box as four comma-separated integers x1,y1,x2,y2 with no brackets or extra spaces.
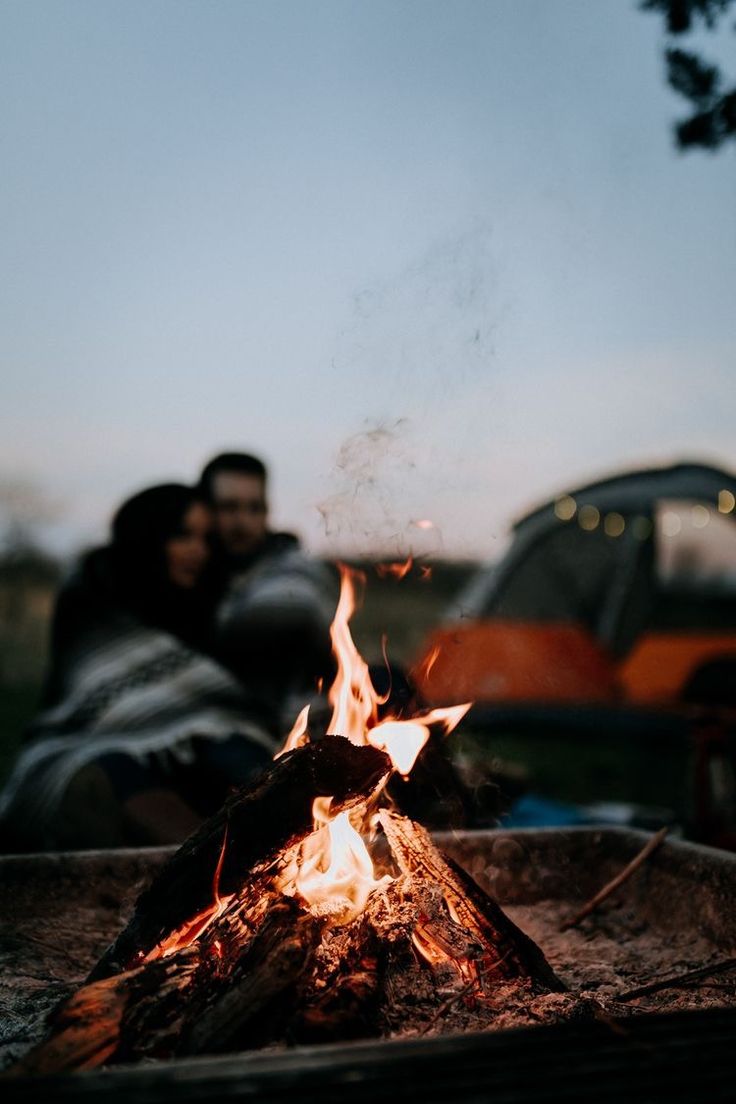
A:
199,453,337,719
198,453,474,832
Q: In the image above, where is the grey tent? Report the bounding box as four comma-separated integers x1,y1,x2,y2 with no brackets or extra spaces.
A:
445,461,736,658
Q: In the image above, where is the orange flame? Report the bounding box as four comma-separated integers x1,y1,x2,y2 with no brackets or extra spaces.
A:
144,829,234,961
275,703,310,759
280,797,391,924
271,562,471,924
375,555,414,580
413,644,441,684
326,565,381,744
367,703,470,777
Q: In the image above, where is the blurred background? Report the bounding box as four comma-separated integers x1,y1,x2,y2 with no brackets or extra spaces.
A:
2,1,735,839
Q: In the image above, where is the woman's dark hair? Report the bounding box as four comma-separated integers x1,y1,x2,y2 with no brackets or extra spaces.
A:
105,483,217,644
109,487,212,627
43,485,218,707
111,483,201,577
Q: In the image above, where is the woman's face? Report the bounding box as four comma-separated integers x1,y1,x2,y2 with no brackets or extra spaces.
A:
165,501,212,588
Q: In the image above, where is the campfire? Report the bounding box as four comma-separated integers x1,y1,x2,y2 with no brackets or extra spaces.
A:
13,565,584,1073
12,565,736,1086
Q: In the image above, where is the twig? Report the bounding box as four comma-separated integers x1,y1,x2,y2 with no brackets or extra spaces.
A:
559,826,668,932
419,950,511,1035
617,957,736,1002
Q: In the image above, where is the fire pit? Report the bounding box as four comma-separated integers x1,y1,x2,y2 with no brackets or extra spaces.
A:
2,826,736,1102
4,564,736,1100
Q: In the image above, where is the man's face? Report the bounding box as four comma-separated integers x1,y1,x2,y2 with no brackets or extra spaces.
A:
210,471,268,558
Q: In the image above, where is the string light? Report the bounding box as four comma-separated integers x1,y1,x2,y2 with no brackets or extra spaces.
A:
632,516,652,541
554,495,576,522
604,512,625,537
691,504,710,529
578,504,600,531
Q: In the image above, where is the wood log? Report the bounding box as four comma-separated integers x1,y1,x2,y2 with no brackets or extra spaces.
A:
15,741,391,1074
377,810,565,992
10,950,202,1076
14,888,324,1074
172,901,323,1056
13,748,570,1075
90,738,391,980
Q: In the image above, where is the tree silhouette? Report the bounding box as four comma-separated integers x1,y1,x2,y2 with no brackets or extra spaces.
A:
641,0,736,150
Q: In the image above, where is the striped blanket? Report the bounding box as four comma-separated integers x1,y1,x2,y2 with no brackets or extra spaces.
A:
0,621,278,849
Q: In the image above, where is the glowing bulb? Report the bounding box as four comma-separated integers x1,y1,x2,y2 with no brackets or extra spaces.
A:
554,495,576,522
662,512,682,538
691,504,710,529
632,516,652,541
578,505,600,531
604,512,625,538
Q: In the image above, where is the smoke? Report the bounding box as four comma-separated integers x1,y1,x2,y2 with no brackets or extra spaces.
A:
314,226,501,556
336,224,499,411
316,419,443,557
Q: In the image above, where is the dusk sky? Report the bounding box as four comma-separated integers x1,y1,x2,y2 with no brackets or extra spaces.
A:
2,0,734,560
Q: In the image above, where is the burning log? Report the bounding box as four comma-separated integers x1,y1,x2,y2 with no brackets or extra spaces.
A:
14,742,569,1076
14,897,324,1074
378,810,564,992
90,736,392,980
11,566,579,1077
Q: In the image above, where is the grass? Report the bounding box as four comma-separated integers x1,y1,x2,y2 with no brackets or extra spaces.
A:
0,682,42,785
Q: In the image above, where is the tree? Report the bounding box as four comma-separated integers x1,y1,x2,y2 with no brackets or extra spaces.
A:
641,0,736,150
0,477,60,582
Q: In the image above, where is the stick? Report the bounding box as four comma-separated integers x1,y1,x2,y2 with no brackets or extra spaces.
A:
419,951,512,1035
559,826,668,931
617,957,736,1003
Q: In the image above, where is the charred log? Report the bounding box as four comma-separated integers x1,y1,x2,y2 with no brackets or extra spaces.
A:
91,738,391,980
377,810,565,992
14,886,323,1074
14,743,574,1076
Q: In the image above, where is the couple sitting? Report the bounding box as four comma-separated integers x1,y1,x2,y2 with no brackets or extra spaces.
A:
0,453,336,851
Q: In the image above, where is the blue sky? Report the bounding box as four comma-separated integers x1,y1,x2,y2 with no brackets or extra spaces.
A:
1,0,734,557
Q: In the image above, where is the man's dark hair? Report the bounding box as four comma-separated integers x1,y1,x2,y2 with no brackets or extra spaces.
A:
199,453,268,501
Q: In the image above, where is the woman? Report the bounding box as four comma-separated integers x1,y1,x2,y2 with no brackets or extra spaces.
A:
0,484,277,851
